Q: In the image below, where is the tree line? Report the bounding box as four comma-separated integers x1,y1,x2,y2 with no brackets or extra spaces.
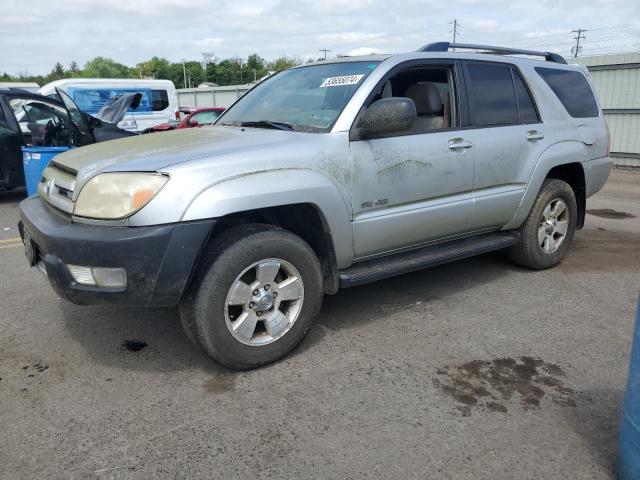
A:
1,54,303,88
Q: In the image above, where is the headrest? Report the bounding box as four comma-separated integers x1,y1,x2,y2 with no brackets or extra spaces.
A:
405,82,442,115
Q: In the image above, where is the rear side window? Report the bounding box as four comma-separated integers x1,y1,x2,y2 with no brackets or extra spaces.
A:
151,90,169,111
465,63,518,126
513,73,539,123
535,67,599,118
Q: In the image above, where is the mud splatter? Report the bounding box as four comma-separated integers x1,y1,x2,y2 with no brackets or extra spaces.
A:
121,340,148,352
433,356,576,415
586,208,636,220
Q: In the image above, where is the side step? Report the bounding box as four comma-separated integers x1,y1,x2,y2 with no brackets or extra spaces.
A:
338,231,520,288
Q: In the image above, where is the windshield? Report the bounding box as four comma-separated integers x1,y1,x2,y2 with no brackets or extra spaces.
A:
219,61,379,132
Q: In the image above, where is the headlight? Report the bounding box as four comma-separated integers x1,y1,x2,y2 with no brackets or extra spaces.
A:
74,173,168,220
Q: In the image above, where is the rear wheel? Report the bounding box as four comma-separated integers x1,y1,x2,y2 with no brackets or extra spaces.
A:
179,224,323,370
509,178,577,269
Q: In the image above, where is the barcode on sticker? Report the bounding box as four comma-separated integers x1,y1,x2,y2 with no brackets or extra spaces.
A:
320,74,364,87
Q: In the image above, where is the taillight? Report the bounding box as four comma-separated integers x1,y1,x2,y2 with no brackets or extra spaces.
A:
605,121,611,156
175,110,181,120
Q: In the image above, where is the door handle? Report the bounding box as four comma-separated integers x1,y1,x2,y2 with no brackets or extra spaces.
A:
526,131,544,141
448,138,473,150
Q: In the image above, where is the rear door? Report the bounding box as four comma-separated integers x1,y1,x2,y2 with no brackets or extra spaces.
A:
461,61,547,230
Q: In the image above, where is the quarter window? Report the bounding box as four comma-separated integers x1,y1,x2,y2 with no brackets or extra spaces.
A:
151,90,170,111
535,67,599,118
465,63,518,126
513,72,539,123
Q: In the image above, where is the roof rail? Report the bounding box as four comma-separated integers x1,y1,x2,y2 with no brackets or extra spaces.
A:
417,42,567,64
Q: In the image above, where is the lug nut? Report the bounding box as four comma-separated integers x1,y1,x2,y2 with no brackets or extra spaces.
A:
264,284,270,291
256,311,262,317
253,289,259,296
273,292,277,298
249,302,255,309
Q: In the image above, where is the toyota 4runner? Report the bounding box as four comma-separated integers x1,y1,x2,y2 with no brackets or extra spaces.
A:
19,42,612,369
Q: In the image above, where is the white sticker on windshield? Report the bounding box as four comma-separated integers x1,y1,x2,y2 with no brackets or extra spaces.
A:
320,74,365,88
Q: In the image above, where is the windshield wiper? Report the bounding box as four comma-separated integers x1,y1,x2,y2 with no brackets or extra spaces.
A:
235,120,296,131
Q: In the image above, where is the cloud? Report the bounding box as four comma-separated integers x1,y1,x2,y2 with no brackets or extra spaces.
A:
1,0,639,75
347,47,383,56
473,19,498,31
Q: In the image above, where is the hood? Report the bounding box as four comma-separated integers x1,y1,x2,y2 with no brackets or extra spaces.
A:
93,92,142,124
53,125,304,186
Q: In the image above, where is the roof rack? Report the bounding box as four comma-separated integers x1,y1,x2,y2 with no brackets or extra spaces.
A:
417,42,567,64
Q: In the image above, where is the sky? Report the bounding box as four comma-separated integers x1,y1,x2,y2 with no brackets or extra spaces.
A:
1,0,639,76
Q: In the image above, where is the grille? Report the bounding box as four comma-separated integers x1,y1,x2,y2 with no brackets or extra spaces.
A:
39,163,77,214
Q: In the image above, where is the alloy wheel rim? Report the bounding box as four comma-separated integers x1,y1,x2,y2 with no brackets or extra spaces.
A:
538,198,569,254
224,258,304,346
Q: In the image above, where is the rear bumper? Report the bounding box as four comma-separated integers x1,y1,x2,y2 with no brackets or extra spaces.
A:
583,155,613,198
18,196,215,306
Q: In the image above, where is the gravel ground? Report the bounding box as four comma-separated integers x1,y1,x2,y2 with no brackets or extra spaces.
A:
1,168,638,479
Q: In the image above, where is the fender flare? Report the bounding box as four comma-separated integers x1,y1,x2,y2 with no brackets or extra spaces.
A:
181,169,354,267
503,141,588,230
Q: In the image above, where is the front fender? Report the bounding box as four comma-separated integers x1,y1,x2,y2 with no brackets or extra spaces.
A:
181,169,354,267
503,141,588,230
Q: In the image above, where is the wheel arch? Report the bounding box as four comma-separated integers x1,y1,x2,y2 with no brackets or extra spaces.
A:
504,141,588,230
181,169,354,294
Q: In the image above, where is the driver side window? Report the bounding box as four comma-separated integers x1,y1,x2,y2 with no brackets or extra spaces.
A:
370,66,455,135
8,97,71,147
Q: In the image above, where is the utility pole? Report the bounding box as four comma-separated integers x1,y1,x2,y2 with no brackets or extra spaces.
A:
449,19,460,51
182,60,187,88
319,48,331,60
572,29,586,58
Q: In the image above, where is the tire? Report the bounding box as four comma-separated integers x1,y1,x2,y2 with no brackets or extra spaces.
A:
179,224,324,370
509,178,577,270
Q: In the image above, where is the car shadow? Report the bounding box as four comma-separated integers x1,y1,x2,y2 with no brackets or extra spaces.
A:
0,187,26,204
561,387,623,478
60,250,517,374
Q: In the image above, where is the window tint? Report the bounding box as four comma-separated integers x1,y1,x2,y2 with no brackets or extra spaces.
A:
151,90,169,111
513,72,539,123
466,63,518,126
535,67,599,118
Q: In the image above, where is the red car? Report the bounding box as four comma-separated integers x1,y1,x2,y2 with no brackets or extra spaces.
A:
148,107,225,132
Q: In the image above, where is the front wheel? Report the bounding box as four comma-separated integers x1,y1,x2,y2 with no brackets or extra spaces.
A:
179,224,324,370
509,178,577,270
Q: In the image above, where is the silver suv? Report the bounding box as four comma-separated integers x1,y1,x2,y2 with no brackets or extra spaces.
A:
19,42,612,369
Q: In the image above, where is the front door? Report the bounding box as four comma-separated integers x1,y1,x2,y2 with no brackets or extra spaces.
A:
350,62,475,257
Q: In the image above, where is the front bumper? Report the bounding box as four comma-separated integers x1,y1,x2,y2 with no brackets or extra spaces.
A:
18,196,215,306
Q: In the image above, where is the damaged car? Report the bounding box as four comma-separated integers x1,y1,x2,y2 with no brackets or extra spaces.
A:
0,88,140,191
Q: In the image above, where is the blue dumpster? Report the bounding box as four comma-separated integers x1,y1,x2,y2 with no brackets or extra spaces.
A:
619,294,640,479
22,146,71,197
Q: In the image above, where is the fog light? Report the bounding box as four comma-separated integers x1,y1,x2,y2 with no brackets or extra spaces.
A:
67,265,127,288
68,265,95,285
92,268,127,288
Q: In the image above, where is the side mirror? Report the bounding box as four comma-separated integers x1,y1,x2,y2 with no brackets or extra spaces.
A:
356,97,416,139
187,119,198,127
88,115,102,129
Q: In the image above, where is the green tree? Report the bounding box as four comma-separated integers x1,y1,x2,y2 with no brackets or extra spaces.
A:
268,56,301,72
68,61,80,76
136,56,172,80
82,57,133,78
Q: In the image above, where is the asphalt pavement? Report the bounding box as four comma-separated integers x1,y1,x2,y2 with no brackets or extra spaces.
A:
1,168,639,479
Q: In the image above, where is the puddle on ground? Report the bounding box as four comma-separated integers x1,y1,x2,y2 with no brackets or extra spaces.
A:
561,229,640,273
586,208,636,220
433,356,576,416
121,340,148,352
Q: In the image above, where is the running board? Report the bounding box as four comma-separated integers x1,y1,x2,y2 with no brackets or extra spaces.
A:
338,232,520,288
